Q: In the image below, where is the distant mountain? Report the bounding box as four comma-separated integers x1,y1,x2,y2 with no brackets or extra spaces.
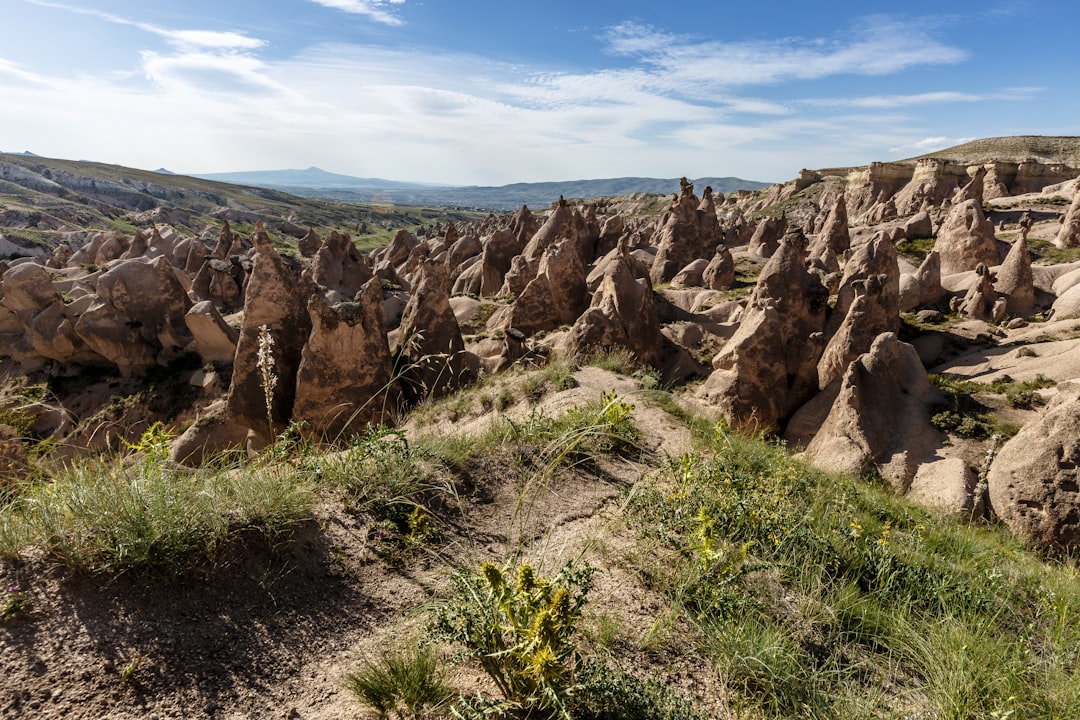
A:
195,170,772,211
195,167,441,191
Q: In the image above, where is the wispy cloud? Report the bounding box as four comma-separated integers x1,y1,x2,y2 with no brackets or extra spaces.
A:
889,137,978,154
26,1,265,50
308,0,407,26
802,87,1041,109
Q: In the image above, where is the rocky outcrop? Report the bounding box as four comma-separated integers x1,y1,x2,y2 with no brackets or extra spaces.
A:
817,274,894,389
567,245,662,367
496,239,587,336
817,194,850,255
650,180,721,284
956,263,1004,322
225,225,313,444
1055,182,1080,249
393,260,475,402
825,232,900,341
479,229,523,297
934,199,998,275
747,215,786,259
310,231,372,303
702,247,735,290
803,333,943,490
953,165,987,205
184,300,240,366
697,227,828,433
988,383,1080,551
995,235,1035,318
72,257,193,375
293,281,401,440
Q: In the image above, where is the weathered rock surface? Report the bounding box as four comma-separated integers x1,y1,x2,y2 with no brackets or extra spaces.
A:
697,228,828,433
988,383,1080,551
651,180,720,284
934,199,999,275
995,235,1035,317
1055,182,1080,249
567,246,662,367
803,333,943,490
393,260,475,402
293,281,401,440
898,250,944,312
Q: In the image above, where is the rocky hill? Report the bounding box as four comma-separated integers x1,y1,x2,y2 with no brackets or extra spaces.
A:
908,135,1080,165
3,137,1080,719
0,152,485,257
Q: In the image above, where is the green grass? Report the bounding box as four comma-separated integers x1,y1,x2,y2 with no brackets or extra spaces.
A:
345,644,453,719
1028,238,1080,265
896,236,937,263
621,424,1080,719
0,453,313,576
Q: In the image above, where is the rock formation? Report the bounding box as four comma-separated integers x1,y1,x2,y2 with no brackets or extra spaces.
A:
697,227,828,433
994,235,1035,318
1055,182,1080,249
567,245,662,367
898,250,944,312
650,180,720,284
934,199,999,275
988,383,1080,551
803,333,943,490
293,280,401,440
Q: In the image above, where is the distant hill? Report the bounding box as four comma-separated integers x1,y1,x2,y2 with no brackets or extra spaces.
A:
201,170,771,211
907,136,1080,165
195,167,441,191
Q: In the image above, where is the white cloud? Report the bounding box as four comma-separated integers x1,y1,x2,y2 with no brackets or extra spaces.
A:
307,0,407,26
888,137,978,154
802,87,1041,109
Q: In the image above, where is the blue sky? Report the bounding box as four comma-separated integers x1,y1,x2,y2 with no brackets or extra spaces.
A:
1,0,1076,185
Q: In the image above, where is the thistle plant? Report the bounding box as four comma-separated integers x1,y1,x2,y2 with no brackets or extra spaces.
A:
256,324,278,438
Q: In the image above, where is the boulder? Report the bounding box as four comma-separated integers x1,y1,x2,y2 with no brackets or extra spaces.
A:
298,227,322,258
170,401,251,466
702,246,735,290
898,250,944,312
956,263,1001,322
988,383,1080,551
310,230,372,302
293,281,401,440
671,258,710,289
184,300,240,366
803,333,943,490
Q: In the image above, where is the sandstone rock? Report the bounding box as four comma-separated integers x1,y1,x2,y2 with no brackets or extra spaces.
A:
953,165,987,205
1055,181,1080,249
650,180,721,284
697,227,828,433
587,243,650,293
46,243,73,269
73,257,194,375
225,224,313,443
817,194,850,255
907,458,981,515
995,235,1035,318
446,231,483,271
567,245,662,367
184,300,240,365
826,232,900,340
394,260,475,402
671,258,709,289
702,247,735,290
310,231,372,302
747,215,786,259
988,383,1080,551
497,239,587,336
898,250,944,312
803,333,943,490
934,199,998,275
293,282,401,440
170,401,251,466
479,229,523,297
957,263,1000,322
817,274,894,389
902,211,934,239
298,227,322,258
1050,283,1080,320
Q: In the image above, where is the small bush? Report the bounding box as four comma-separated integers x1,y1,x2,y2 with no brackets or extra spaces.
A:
345,644,453,719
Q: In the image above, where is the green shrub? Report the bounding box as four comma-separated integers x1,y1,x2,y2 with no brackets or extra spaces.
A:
426,560,594,718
